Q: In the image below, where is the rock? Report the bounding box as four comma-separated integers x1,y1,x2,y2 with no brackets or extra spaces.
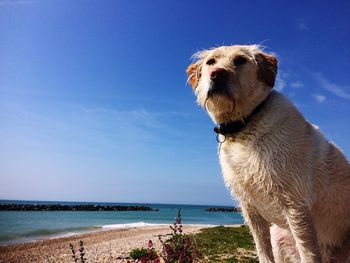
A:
0,203,158,212
205,207,241,212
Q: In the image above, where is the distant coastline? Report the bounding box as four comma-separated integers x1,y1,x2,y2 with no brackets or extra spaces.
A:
0,199,238,208
205,207,241,212
0,203,158,212
0,203,242,213
0,200,244,245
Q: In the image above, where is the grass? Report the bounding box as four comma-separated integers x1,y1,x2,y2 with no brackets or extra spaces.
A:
191,225,258,263
69,210,258,263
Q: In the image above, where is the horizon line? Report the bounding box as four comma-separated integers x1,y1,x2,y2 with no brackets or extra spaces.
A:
0,198,239,208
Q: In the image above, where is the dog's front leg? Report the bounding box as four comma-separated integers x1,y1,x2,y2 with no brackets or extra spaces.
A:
241,204,275,263
285,204,321,263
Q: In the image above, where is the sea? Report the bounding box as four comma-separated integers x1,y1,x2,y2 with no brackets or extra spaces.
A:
0,200,244,245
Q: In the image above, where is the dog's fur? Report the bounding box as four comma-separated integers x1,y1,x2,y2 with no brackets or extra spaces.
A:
186,45,350,263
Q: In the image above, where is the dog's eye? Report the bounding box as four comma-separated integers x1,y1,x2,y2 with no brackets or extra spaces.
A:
234,56,247,66
206,58,216,65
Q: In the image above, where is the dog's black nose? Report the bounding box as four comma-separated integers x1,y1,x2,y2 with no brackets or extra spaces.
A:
210,68,228,83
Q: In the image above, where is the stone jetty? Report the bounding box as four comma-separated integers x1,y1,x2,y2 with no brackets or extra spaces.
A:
0,203,159,211
205,207,241,212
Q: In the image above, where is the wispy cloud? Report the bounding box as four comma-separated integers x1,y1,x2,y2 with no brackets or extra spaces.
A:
75,106,162,129
0,102,163,151
0,100,197,153
0,0,38,6
64,106,167,146
291,81,304,89
275,71,287,91
296,18,309,31
314,73,350,100
312,94,326,103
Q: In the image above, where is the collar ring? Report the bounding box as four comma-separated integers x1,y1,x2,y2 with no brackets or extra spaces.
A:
216,134,226,143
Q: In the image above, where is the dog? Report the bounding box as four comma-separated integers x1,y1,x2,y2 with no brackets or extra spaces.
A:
186,45,350,263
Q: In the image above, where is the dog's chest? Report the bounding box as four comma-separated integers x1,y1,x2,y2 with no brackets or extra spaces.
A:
219,141,271,190
219,140,286,225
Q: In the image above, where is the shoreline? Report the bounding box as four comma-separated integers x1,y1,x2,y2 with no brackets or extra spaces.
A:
0,223,220,247
0,224,242,263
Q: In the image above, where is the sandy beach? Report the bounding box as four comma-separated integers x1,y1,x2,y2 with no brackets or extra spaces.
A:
0,225,207,263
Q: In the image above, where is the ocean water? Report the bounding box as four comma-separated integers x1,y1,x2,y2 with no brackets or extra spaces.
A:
0,200,244,245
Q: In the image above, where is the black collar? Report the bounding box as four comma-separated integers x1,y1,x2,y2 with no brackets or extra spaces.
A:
214,93,271,137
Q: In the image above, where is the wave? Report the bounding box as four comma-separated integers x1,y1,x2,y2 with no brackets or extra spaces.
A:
25,225,101,237
0,223,167,245
0,225,101,245
101,222,217,229
101,222,168,229
0,222,219,245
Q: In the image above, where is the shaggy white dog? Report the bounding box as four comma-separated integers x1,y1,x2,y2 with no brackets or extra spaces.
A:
187,45,350,263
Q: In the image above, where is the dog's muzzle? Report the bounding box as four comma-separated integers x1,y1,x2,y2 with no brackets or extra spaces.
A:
208,68,229,96
210,68,228,83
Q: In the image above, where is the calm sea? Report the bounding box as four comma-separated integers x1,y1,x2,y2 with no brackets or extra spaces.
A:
0,200,244,245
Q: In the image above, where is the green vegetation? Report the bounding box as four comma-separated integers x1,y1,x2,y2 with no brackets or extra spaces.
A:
69,240,87,263
69,211,258,263
129,247,150,260
129,242,159,262
158,209,202,263
192,225,258,263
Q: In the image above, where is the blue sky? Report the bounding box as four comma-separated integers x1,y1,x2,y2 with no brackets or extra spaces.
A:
0,0,349,206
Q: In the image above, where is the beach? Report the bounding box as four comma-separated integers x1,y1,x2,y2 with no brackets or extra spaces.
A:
0,225,206,263
0,202,244,262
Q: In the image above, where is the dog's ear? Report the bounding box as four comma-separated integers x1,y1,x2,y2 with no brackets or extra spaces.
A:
186,63,201,90
255,53,278,88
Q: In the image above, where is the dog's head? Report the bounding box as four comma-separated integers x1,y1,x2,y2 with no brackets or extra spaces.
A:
186,45,277,124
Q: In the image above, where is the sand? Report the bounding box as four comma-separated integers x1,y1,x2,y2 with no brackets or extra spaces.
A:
0,225,206,263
